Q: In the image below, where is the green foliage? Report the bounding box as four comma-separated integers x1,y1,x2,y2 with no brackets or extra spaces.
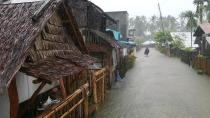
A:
171,36,185,49
197,54,204,58
134,37,146,45
119,54,136,78
193,0,206,23
197,69,204,75
129,16,147,36
155,31,173,43
127,54,136,69
180,11,197,30
129,15,188,40
183,47,194,52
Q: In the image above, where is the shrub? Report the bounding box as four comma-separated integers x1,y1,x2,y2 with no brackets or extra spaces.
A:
127,54,136,69
197,69,204,75
197,54,204,58
155,31,173,44
171,36,185,49
182,47,193,53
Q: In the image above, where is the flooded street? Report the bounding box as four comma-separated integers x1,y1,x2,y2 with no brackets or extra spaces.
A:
93,48,210,118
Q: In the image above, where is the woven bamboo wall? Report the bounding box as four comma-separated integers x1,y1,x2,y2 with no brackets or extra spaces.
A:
28,11,81,62
66,0,88,28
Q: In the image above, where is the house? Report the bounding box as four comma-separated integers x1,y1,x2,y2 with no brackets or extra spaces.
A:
194,23,210,56
105,11,138,57
106,11,129,40
68,0,121,88
171,32,198,48
0,0,97,117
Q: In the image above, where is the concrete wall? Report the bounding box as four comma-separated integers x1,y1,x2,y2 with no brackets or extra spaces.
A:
106,11,129,39
16,72,58,103
124,48,128,57
112,49,117,69
0,72,58,118
69,0,106,32
0,89,10,118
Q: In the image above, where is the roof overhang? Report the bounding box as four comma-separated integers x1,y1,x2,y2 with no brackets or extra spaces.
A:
20,53,96,82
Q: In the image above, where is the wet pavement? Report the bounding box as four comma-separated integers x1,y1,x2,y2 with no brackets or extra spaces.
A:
93,48,210,118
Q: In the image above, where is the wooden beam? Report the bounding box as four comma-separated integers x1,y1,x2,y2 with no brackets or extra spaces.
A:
32,0,52,22
8,77,19,118
82,88,88,118
59,79,67,99
30,82,46,105
21,82,46,117
92,72,98,104
62,2,88,53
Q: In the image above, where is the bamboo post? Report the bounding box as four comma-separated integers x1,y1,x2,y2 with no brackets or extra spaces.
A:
60,79,67,99
92,72,98,104
8,77,19,118
102,69,105,102
82,84,89,118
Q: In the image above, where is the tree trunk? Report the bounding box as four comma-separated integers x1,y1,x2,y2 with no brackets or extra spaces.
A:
191,23,193,47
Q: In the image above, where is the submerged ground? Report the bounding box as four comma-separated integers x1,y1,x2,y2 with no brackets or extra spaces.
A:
93,48,210,118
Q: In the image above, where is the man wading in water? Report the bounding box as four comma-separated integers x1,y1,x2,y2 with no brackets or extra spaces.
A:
144,47,150,56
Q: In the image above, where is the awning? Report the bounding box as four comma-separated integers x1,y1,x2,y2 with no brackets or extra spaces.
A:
87,29,121,49
20,58,84,82
120,41,137,46
106,29,121,40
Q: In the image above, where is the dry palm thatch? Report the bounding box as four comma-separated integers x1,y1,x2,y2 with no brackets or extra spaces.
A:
0,0,61,91
0,0,94,93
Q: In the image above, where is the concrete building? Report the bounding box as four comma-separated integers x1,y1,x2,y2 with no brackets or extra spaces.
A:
106,11,129,39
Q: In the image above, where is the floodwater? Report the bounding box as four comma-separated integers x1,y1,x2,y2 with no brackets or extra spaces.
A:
93,48,210,118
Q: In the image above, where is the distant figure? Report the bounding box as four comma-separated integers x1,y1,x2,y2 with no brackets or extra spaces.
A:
144,47,150,56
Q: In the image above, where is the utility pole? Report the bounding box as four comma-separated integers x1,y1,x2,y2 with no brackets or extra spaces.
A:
158,2,164,32
190,15,193,47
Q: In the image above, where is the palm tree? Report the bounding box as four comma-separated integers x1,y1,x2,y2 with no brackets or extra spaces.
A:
181,11,197,47
194,0,205,23
204,0,210,22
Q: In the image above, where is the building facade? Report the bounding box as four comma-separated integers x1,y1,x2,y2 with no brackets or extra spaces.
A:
106,11,129,39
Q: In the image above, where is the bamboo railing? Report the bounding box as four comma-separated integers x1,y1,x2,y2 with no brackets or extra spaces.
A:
40,83,89,118
91,68,106,104
193,56,210,75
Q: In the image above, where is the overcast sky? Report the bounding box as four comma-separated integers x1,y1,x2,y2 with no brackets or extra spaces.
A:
89,0,196,18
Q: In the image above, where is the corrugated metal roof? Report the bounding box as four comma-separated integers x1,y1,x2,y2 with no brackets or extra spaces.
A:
194,23,210,36
200,23,210,35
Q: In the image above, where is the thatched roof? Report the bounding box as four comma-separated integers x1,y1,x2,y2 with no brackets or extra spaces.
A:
0,0,92,91
21,57,83,82
67,0,117,31
21,53,95,82
0,0,61,90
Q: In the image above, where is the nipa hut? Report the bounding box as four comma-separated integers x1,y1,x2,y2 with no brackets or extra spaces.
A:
194,23,210,56
68,0,121,90
0,0,96,117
